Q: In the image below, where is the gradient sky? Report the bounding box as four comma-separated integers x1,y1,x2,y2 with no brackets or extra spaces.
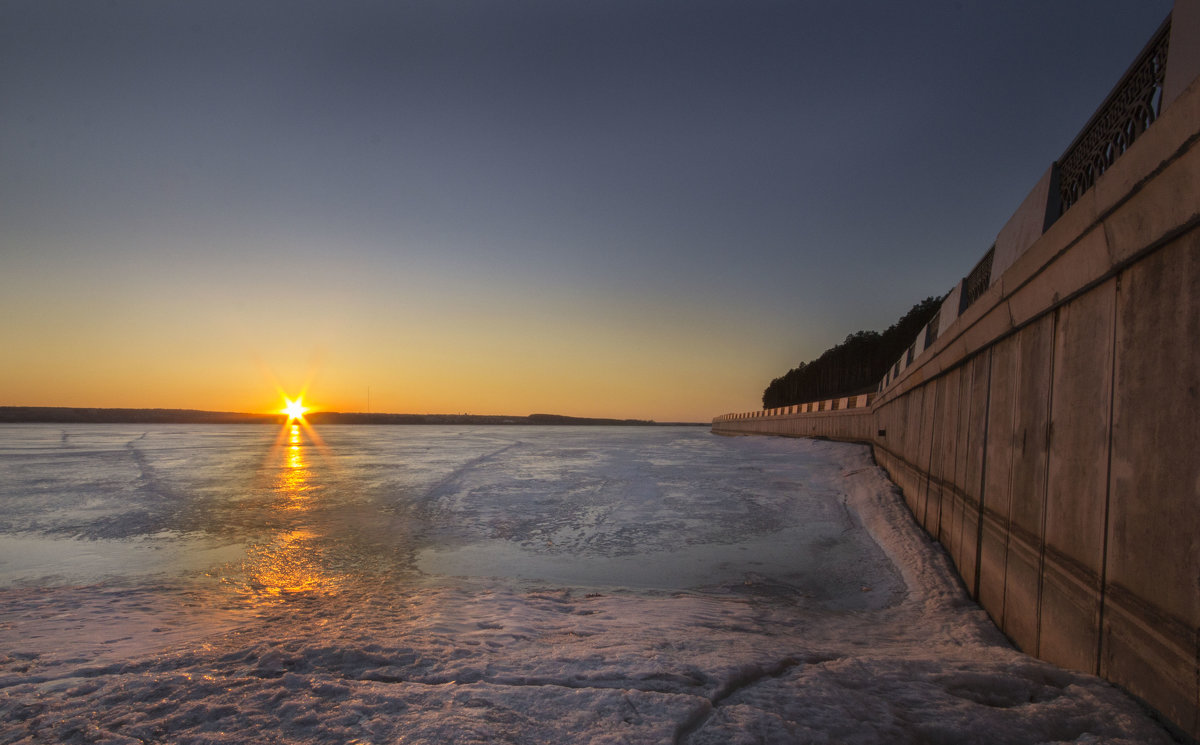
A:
0,1,1174,422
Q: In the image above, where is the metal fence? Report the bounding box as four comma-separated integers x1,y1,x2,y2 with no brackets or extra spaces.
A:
1057,17,1171,215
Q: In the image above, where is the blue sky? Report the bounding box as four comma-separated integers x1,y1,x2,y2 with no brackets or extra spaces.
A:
0,1,1174,421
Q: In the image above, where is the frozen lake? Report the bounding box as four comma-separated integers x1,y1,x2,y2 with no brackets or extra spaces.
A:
0,424,1173,743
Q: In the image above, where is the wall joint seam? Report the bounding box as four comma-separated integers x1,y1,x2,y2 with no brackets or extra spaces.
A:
974,348,994,600
1035,311,1058,658
1095,273,1122,678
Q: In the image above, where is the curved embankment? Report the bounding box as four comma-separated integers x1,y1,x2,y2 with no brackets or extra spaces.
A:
715,17,1200,740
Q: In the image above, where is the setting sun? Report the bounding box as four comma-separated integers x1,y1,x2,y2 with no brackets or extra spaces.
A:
282,396,309,423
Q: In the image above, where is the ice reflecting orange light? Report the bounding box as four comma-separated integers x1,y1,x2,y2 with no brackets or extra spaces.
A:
237,405,339,599
288,425,303,469
243,529,332,596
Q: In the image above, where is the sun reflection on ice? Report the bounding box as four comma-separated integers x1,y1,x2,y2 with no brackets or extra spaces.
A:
238,421,340,598
281,425,310,506
243,528,332,596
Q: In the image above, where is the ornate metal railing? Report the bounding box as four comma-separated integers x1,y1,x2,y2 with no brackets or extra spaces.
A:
1057,16,1171,214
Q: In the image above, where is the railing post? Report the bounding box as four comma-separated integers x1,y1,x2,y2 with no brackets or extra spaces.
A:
1043,164,1063,233
1163,0,1200,108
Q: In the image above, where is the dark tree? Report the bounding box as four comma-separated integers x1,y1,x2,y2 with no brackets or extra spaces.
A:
762,297,941,408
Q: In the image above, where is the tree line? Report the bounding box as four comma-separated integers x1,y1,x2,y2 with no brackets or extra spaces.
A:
762,297,942,409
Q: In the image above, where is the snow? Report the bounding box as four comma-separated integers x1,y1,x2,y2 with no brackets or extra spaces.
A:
0,424,1175,743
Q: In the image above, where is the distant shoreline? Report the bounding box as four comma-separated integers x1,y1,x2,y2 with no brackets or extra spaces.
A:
0,406,703,427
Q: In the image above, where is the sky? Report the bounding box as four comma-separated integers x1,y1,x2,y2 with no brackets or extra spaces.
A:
0,0,1175,422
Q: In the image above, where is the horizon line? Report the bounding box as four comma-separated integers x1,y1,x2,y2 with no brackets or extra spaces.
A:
0,405,705,426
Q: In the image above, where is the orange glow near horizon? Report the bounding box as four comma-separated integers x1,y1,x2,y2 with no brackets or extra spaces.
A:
0,326,761,423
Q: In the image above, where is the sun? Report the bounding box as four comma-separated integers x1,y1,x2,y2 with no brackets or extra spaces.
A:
282,396,309,423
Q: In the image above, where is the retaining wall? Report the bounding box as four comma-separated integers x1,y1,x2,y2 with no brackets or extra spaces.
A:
713,57,1200,739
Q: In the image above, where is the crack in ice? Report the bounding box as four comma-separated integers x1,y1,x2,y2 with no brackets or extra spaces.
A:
673,654,844,744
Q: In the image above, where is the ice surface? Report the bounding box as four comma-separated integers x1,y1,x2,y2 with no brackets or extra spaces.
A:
0,424,1175,743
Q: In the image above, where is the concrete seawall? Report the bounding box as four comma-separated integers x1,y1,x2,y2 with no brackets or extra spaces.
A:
714,20,1200,739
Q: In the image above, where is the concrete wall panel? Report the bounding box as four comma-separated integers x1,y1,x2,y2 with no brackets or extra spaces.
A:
1001,313,1055,654
932,368,963,554
901,387,925,468
958,351,992,599
914,382,939,531
898,389,925,511
946,361,977,582
1007,227,1111,329
937,377,962,567
1105,231,1200,734
1038,279,1116,674
978,335,1021,624
1103,130,1200,267
916,376,936,527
